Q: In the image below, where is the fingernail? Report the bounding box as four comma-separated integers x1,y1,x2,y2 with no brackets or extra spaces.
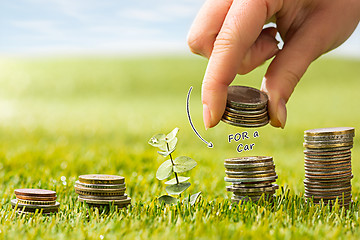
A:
277,99,287,129
203,104,211,130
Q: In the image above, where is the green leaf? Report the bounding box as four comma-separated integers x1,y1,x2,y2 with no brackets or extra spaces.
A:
173,156,197,173
165,127,179,142
165,176,190,185
156,160,173,180
148,133,166,148
158,137,177,152
157,147,176,157
189,191,202,206
165,182,191,195
158,195,179,205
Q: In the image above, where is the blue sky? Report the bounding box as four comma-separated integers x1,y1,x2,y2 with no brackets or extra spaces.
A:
0,0,359,57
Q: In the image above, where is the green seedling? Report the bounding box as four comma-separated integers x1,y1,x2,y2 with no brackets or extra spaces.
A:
148,127,201,205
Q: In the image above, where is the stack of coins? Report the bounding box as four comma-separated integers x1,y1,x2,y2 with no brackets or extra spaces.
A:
221,86,269,128
224,156,278,203
303,127,355,207
74,174,131,208
11,189,60,215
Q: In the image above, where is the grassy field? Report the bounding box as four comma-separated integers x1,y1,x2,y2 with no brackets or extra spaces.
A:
0,55,360,239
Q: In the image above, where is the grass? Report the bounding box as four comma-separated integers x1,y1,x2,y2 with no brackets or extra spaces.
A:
0,55,360,239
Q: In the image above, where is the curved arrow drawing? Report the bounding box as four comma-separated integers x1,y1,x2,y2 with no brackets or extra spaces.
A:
186,86,214,148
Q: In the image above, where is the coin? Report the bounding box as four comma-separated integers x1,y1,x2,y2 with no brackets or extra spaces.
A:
221,118,269,128
225,175,278,183
222,114,269,123
75,181,126,189
225,169,275,175
16,199,57,205
227,184,278,193
303,141,353,149
223,111,268,119
78,196,131,205
304,127,355,136
225,106,267,115
15,195,57,201
11,199,60,212
226,86,268,108
304,149,351,156
79,174,125,185
226,172,277,179
14,189,56,197
225,156,273,164
77,194,128,200
75,189,126,196
224,162,275,169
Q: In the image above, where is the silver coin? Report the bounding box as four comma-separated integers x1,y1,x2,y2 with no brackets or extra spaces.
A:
77,194,128,200
75,181,126,189
78,196,131,205
225,106,267,115
304,169,352,175
222,114,269,124
233,182,273,188
225,156,273,164
11,199,60,210
304,185,351,192
304,133,354,141
224,162,275,169
221,117,269,128
224,175,277,183
226,172,277,179
304,138,353,145
227,184,278,193
225,169,275,175
223,110,268,119
304,177,352,185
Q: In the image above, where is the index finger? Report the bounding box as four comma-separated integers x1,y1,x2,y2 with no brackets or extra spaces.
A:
202,0,282,128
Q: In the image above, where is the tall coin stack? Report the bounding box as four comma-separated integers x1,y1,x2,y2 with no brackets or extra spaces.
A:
11,189,60,215
303,127,355,207
224,156,278,203
221,86,269,128
74,174,131,208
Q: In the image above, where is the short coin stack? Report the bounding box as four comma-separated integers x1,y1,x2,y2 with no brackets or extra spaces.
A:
221,86,269,128
303,127,355,207
74,174,131,208
11,189,60,215
224,156,278,203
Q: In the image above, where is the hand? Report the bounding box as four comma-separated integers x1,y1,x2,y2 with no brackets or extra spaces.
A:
188,0,360,129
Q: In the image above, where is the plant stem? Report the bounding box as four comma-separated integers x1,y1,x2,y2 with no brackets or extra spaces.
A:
167,143,179,184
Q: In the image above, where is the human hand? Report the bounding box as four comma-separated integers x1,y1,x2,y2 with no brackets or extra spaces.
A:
188,0,360,129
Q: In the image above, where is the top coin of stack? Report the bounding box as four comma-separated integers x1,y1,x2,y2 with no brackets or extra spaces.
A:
303,127,355,207
224,156,278,203
11,189,60,215
221,86,269,128
75,174,131,208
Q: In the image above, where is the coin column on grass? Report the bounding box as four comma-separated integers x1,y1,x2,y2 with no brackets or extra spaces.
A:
224,156,278,203
11,189,60,215
221,86,269,128
74,174,131,208
303,127,355,207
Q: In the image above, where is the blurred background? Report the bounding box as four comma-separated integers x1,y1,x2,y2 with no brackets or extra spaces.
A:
0,0,359,202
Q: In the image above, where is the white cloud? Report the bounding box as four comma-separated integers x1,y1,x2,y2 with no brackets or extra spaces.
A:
11,20,63,37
